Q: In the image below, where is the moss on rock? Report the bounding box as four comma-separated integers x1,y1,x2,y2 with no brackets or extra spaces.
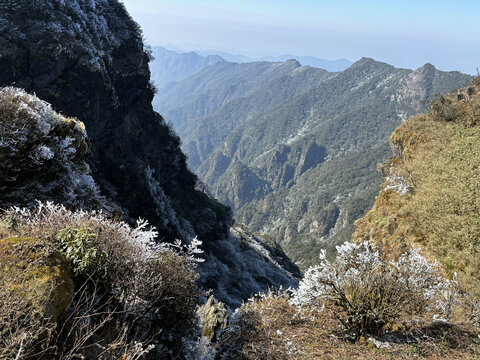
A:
0,236,74,324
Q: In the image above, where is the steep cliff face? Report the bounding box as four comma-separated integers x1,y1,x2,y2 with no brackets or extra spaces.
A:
0,0,230,243
0,0,297,305
353,80,480,294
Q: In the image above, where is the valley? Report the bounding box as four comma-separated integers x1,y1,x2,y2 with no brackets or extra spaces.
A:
152,53,471,268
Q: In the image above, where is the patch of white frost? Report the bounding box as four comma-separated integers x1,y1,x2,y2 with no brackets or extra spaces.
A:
384,174,410,195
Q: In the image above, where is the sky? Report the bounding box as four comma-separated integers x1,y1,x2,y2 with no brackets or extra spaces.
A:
121,0,480,74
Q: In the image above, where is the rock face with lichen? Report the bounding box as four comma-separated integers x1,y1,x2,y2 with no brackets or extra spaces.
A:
197,295,229,342
0,87,103,209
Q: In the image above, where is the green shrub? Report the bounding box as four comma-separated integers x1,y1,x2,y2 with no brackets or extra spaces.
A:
56,227,106,276
429,94,463,122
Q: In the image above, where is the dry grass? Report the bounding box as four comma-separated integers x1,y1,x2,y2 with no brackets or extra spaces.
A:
354,81,480,308
221,293,480,360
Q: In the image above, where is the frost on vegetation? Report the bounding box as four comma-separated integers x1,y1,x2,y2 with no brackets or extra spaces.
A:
1,87,57,135
7,201,158,255
385,174,411,195
0,201,203,357
0,87,102,209
182,335,216,360
145,166,196,241
1,0,151,84
216,289,298,359
32,145,54,162
6,201,207,266
290,241,456,338
171,237,205,264
1,0,144,73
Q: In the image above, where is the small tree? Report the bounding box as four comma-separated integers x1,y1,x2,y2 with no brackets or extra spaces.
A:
290,241,453,340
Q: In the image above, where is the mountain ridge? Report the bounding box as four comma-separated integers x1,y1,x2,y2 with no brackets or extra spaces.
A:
191,48,353,71
155,56,471,268
149,46,226,89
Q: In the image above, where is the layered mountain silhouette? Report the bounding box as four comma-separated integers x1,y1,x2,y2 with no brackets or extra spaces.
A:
150,46,226,89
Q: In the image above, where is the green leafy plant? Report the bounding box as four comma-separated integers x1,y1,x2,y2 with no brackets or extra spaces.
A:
56,226,105,276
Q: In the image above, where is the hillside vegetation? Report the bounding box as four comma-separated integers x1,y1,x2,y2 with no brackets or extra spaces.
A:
354,77,480,296
213,78,480,360
156,58,471,268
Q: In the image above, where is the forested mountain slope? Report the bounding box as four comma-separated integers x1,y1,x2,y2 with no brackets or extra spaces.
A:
156,57,471,268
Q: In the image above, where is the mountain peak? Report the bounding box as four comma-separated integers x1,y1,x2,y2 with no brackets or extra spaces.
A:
282,58,302,68
351,57,376,66
417,62,437,73
346,57,395,73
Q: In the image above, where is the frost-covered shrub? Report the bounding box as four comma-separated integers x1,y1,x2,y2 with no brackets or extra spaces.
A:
0,202,203,358
291,241,454,339
182,336,216,360
0,87,103,209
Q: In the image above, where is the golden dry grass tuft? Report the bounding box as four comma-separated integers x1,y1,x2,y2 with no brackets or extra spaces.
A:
220,292,480,360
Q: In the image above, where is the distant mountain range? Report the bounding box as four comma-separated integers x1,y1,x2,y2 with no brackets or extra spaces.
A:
194,49,353,71
150,46,353,91
152,56,471,269
149,46,226,89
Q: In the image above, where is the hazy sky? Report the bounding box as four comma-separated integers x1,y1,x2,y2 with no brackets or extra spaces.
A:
121,0,480,74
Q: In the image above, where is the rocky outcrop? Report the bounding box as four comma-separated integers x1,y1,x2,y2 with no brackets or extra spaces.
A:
197,296,229,342
224,163,269,206
294,142,327,179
